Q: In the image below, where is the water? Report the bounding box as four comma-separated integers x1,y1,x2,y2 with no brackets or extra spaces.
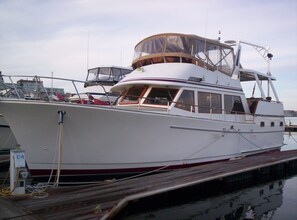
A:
117,121,297,220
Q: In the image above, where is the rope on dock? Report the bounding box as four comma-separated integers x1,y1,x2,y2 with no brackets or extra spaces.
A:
0,114,65,198
0,169,49,199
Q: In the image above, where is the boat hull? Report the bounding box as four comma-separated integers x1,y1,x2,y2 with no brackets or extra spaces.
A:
0,100,284,178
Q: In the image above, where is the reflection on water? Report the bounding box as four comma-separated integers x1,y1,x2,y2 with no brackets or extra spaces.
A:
120,177,292,220
273,176,297,220
118,132,297,220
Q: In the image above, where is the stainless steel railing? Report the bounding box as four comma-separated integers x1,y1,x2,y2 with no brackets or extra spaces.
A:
0,74,114,106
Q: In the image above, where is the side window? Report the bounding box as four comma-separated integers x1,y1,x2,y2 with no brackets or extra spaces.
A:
198,92,222,114
175,90,195,112
211,93,222,114
198,92,210,113
224,95,245,114
224,95,233,113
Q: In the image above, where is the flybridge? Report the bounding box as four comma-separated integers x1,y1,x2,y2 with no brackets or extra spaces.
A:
132,33,235,76
130,33,280,105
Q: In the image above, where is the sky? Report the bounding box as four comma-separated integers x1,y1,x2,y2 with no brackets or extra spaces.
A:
0,0,296,110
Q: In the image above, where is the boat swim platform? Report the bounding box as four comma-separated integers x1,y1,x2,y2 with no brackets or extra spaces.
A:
1,150,297,220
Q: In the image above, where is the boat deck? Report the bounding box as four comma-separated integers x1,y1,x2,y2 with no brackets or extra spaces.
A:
1,150,297,220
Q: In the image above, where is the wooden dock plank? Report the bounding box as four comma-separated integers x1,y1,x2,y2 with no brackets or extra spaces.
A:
3,149,297,220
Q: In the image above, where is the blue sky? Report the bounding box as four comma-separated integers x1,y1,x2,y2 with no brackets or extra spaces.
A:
0,0,296,110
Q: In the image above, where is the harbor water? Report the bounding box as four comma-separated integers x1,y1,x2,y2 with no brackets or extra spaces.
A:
116,123,297,219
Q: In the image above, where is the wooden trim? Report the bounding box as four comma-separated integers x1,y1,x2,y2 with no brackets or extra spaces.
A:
132,53,216,71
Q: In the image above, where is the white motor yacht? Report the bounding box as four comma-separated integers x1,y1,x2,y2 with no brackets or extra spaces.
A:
0,33,285,178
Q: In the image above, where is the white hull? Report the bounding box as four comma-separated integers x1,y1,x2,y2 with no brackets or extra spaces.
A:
0,100,283,177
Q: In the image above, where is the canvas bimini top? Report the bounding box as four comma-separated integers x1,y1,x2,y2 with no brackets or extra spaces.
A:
85,66,133,87
132,33,235,76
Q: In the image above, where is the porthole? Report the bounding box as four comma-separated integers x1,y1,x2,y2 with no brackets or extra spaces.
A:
280,122,284,127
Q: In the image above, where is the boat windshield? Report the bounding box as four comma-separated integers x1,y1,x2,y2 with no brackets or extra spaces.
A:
143,88,178,106
132,33,234,76
85,66,132,87
119,86,178,107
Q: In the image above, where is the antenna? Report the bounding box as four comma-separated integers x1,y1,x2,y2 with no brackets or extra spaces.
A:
204,14,208,39
51,71,53,98
204,14,208,67
86,32,90,71
120,49,123,66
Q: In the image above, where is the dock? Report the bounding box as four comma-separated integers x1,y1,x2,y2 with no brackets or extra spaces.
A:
1,149,297,220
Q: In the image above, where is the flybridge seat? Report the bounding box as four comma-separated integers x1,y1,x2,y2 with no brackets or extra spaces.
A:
132,33,235,76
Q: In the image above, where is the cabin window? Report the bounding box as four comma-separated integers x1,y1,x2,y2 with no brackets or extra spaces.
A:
119,86,147,104
87,68,98,81
224,95,245,114
134,37,165,59
97,67,112,80
198,92,222,114
112,68,131,82
165,36,193,54
175,90,195,112
143,88,178,106
280,122,284,127
195,43,234,75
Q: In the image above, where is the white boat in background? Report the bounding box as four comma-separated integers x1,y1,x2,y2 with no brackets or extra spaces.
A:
0,33,285,178
70,65,132,104
84,65,132,87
